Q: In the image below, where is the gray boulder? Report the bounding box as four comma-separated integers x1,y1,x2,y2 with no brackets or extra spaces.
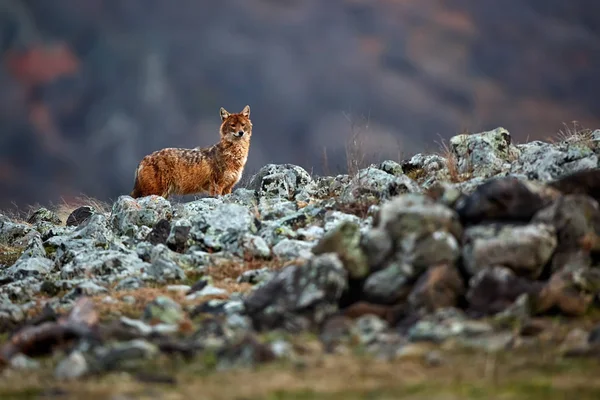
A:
247,164,313,200
110,195,172,237
450,127,520,178
340,167,420,203
512,140,598,182
243,253,348,332
462,223,557,279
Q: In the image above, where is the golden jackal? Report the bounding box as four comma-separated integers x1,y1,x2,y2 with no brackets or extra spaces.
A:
130,105,252,198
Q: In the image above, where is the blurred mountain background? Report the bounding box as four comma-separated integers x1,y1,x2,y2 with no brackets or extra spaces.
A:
0,0,599,209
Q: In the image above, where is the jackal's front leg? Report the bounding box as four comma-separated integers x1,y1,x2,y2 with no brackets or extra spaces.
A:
208,183,223,197
222,183,235,195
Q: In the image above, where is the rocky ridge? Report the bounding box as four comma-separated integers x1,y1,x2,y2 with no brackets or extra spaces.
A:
2,127,600,383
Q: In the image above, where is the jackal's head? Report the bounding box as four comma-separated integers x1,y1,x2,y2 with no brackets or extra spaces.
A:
219,105,252,143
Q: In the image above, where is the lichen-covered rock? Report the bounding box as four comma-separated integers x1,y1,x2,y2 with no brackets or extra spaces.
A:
247,164,313,200
34,223,74,242
64,281,109,299
360,227,394,271
216,334,277,370
263,203,325,239
323,211,362,233
223,187,259,206
569,268,600,295
272,238,313,260
532,195,600,272
512,140,598,182
410,230,460,270
189,203,258,253
176,197,222,219
114,277,145,291
547,168,600,202
0,277,43,302
258,197,298,220
60,249,148,281
92,339,159,372
369,194,462,272
240,234,271,259
492,293,533,327
312,220,368,279
296,225,325,242
237,267,274,285
17,233,46,260
144,218,171,246
27,208,62,226
0,217,34,247
466,266,542,316
0,299,26,330
66,206,96,227
44,237,95,268
423,181,465,209
186,284,228,300
145,244,186,282
319,315,353,352
407,308,493,343
243,253,348,332
534,270,595,316
5,257,54,280
462,223,557,279
68,214,114,246
340,167,420,204
55,351,89,380
258,221,298,247
166,219,191,253
350,314,389,346
10,354,41,370
450,127,520,177
297,174,352,201
110,195,172,237
362,261,415,305
408,264,465,312
376,194,463,244
403,153,446,176
454,176,555,225
142,296,185,325
375,159,403,175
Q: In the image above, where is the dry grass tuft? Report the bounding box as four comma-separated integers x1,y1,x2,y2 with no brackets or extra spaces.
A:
0,195,110,226
54,195,111,225
0,244,23,266
551,121,595,147
404,167,427,183
202,256,306,296
334,197,380,219
88,287,199,320
436,134,472,184
205,258,275,282
1,202,40,224
438,139,461,183
343,112,371,177
205,257,296,283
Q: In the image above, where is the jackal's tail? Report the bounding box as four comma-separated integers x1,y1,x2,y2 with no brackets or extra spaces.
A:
130,166,141,198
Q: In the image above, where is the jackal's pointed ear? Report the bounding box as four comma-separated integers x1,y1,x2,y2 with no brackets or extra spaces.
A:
220,107,230,121
241,105,250,118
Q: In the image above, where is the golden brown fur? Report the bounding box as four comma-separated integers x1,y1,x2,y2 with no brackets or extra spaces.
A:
130,105,252,198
